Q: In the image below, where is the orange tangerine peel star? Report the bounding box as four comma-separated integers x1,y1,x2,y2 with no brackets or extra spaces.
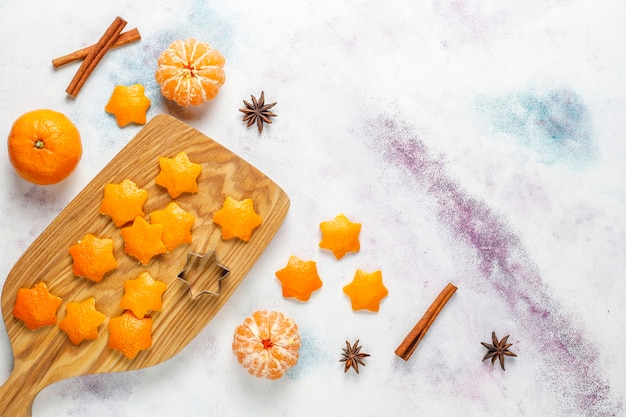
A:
100,179,148,227
12,282,63,330
59,297,106,345
212,196,263,241
343,269,388,312
154,151,203,198
108,311,153,359
275,256,323,302
319,214,361,259
120,216,167,265
105,83,151,127
69,233,118,282
150,202,196,252
120,272,168,318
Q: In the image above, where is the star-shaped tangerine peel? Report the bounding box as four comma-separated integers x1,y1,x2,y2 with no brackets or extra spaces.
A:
275,256,323,302
120,216,167,265
120,272,168,318
343,269,388,312
58,297,106,345
105,83,151,127
154,151,203,198
100,179,148,227
108,311,153,359
150,202,196,252
319,214,361,259
212,196,263,241
69,233,118,282
12,282,63,330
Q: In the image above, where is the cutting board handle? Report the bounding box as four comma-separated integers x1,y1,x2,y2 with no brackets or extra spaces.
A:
0,364,42,417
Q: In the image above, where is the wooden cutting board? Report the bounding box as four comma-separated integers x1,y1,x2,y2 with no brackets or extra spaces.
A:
0,114,290,416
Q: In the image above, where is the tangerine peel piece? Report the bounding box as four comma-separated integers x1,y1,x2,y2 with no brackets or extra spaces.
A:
275,255,323,302
212,196,263,241
105,84,151,127
319,214,361,259
343,269,388,312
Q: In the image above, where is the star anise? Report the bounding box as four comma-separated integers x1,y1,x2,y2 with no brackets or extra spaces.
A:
481,331,517,371
340,339,370,374
239,91,277,134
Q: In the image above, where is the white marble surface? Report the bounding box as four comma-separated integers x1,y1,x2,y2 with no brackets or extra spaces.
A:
1,1,625,416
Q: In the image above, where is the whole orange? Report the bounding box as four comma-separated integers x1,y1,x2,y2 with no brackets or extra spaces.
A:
7,109,82,185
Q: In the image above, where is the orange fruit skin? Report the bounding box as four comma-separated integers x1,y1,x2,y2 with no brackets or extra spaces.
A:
59,297,106,345
100,179,148,227
120,272,167,318
275,256,323,302
108,311,153,359
212,197,263,241
12,282,63,330
69,233,118,282
155,38,226,106
319,214,361,259
120,216,167,265
150,202,195,252
343,269,388,312
154,151,202,198
104,84,151,127
7,109,82,185
232,310,300,380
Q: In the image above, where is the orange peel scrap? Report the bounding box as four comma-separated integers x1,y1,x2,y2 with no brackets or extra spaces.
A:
275,255,323,302
69,233,118,282
59,297,106,345
12,282,63,330
100,178,148,227
120,272,167,318
150,202,196,252
212,196,263,241
105,83,151,127
154,151,202,198
319,214,361,259
343,269,388,312
120,216,167,265
108,311,153,359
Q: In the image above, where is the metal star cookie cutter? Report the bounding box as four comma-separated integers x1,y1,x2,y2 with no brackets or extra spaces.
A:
177,250,230,299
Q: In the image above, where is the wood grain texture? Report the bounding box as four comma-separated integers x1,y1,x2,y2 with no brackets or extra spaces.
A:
0,114,289,417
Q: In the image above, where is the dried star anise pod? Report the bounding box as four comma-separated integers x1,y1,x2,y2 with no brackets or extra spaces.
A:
481,331,517,371
340,339,370,374
239,91,277,134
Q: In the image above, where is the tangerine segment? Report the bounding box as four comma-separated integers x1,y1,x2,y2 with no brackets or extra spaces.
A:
120,272,167,318
100,179,148,227
150,202,195,252
212,197,263,241
155,38,226,106
58,297,106,345
343,269,388,312
120,217,167,265
104,84,151,127
108,311,153,359
319,214,361,259
232,310,301,380
7,109,82,185
12,282,63,330
154,151,202,198
69,233,118,282
275,256,323,302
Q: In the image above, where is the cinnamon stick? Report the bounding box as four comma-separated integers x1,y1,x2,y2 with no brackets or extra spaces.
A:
394,282,457,361
52,28,141,68
66,16,127,97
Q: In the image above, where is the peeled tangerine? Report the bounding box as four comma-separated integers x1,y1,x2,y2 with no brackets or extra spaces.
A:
155,38,226,106
232,310,300,380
